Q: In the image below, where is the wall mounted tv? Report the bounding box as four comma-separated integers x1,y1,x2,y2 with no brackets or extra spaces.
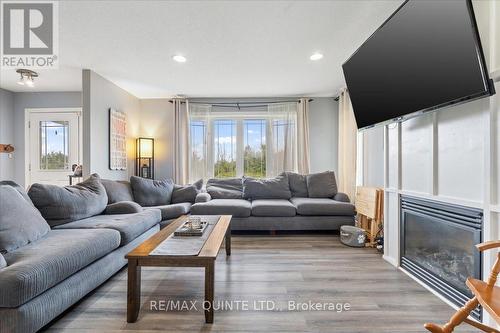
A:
342,0,495,130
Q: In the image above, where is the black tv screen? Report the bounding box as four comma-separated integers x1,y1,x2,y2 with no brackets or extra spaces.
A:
342,0,495,130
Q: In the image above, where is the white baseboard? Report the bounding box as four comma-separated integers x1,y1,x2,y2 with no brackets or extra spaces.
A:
383,254,398,267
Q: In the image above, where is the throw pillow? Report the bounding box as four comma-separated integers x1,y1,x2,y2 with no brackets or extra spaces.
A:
243,174,292,200
306,171,338,198
0,185,50,253
101,179,134,204
28,174,108,227
171,179,203,204
130,176,174,207
283,172,308,197
206,178,243,199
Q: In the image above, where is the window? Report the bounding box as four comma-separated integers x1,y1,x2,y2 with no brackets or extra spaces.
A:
213,119,236,178
39,120,69,170
190,120,207,181
188,102,299,180
244,119,266,178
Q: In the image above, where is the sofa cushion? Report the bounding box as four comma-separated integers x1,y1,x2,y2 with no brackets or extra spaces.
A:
0,180,33,205
171,179,203,204
104,201,142,214
28,174,108,227
130,176,174,207
191,199,251,217
284,172,308,198
290,197,355,216
306,171,338,198
251,199,296,217
145,202,191,220
243,174,292,200
0,228,120,307
206,178,243,199
0,186,50,253
54,209,161,246
101,179,134,204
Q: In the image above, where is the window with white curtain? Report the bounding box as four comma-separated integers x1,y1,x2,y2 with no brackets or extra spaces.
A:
188,102,299,181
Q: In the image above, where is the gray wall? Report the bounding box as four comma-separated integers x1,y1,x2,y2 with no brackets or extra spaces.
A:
82,70,140,180
0,89,15,180
12,91,82,186
308,98,338,174
139,99,174,181
139,97,339,180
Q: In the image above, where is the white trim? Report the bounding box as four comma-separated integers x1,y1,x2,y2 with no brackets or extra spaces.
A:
383,255,398,267
24,108,83,187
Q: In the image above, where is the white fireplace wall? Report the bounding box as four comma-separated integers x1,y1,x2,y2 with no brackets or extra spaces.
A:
357,0,500,324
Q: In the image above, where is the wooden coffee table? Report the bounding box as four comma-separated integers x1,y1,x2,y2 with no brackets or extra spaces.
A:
125,215,232,324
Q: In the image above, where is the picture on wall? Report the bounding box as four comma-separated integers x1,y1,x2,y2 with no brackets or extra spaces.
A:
109,108,127,170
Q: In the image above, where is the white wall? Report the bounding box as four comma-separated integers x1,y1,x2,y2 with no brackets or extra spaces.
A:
12,91,82,186
0,89,15,180
82,70,141,180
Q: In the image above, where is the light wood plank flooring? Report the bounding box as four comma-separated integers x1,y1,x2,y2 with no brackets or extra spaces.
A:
43,235,474,332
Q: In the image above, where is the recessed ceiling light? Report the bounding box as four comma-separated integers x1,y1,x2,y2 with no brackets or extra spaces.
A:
310,52,324,61
172,55,187,63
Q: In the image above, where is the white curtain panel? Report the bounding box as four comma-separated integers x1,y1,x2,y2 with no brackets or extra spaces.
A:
267,102,297,177
188,103,212,182
297,98,311,174
173,99,190,184
338,89,358,201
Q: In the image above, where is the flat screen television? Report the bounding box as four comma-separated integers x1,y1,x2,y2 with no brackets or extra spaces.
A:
342,0,495,130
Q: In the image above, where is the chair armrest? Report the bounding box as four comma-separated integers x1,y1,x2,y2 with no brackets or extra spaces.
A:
104,201,143,215
195,192,211,203
334,192,350,203
476,240,500,252
0,253,7,269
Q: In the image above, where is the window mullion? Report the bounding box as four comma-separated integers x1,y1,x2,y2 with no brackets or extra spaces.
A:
236,119,244,177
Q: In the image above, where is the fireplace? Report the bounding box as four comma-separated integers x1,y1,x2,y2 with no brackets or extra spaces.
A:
400,196,483,320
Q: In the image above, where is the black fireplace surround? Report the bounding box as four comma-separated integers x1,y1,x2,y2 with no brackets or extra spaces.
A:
400,196,483,320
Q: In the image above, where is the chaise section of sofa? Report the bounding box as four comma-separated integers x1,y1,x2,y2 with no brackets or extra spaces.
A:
0,177,162,333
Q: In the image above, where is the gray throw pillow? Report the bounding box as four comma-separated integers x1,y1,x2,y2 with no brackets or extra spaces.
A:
0,180,33,205
104,201,142,214
283,172,308,197
206,178,243,199
306,171,338,198
130,176,174,207
172,179,203,204
0,185,50,253
0,253,6,269
101,179,134,204
243,174,292,200
28,174,108,227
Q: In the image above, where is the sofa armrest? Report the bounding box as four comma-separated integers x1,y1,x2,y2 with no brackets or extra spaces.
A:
195,192,211,203
104,201,143,215
334,192,350,203
0,253,7,269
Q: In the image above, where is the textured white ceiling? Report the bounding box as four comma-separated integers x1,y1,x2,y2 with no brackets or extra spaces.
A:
0,0,403,98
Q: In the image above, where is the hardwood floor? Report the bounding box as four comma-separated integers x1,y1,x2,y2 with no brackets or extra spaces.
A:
43,235,474,332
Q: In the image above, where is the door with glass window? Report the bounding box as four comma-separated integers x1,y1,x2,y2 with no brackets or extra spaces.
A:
28,110,81,186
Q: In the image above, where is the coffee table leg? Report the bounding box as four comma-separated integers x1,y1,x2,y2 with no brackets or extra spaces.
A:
225,225,231,256
127,259,141,323
204,260,215,323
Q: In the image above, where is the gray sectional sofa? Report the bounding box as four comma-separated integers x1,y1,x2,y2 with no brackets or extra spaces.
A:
0,176,163,333
191,171,356,230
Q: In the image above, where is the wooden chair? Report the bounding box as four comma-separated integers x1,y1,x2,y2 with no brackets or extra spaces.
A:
355,187,384,247
424,240,500,333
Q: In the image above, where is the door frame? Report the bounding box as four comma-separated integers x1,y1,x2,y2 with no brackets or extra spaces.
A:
25,108,83,187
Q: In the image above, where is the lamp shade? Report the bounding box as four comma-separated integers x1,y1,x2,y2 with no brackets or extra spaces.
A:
137,138,154,158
